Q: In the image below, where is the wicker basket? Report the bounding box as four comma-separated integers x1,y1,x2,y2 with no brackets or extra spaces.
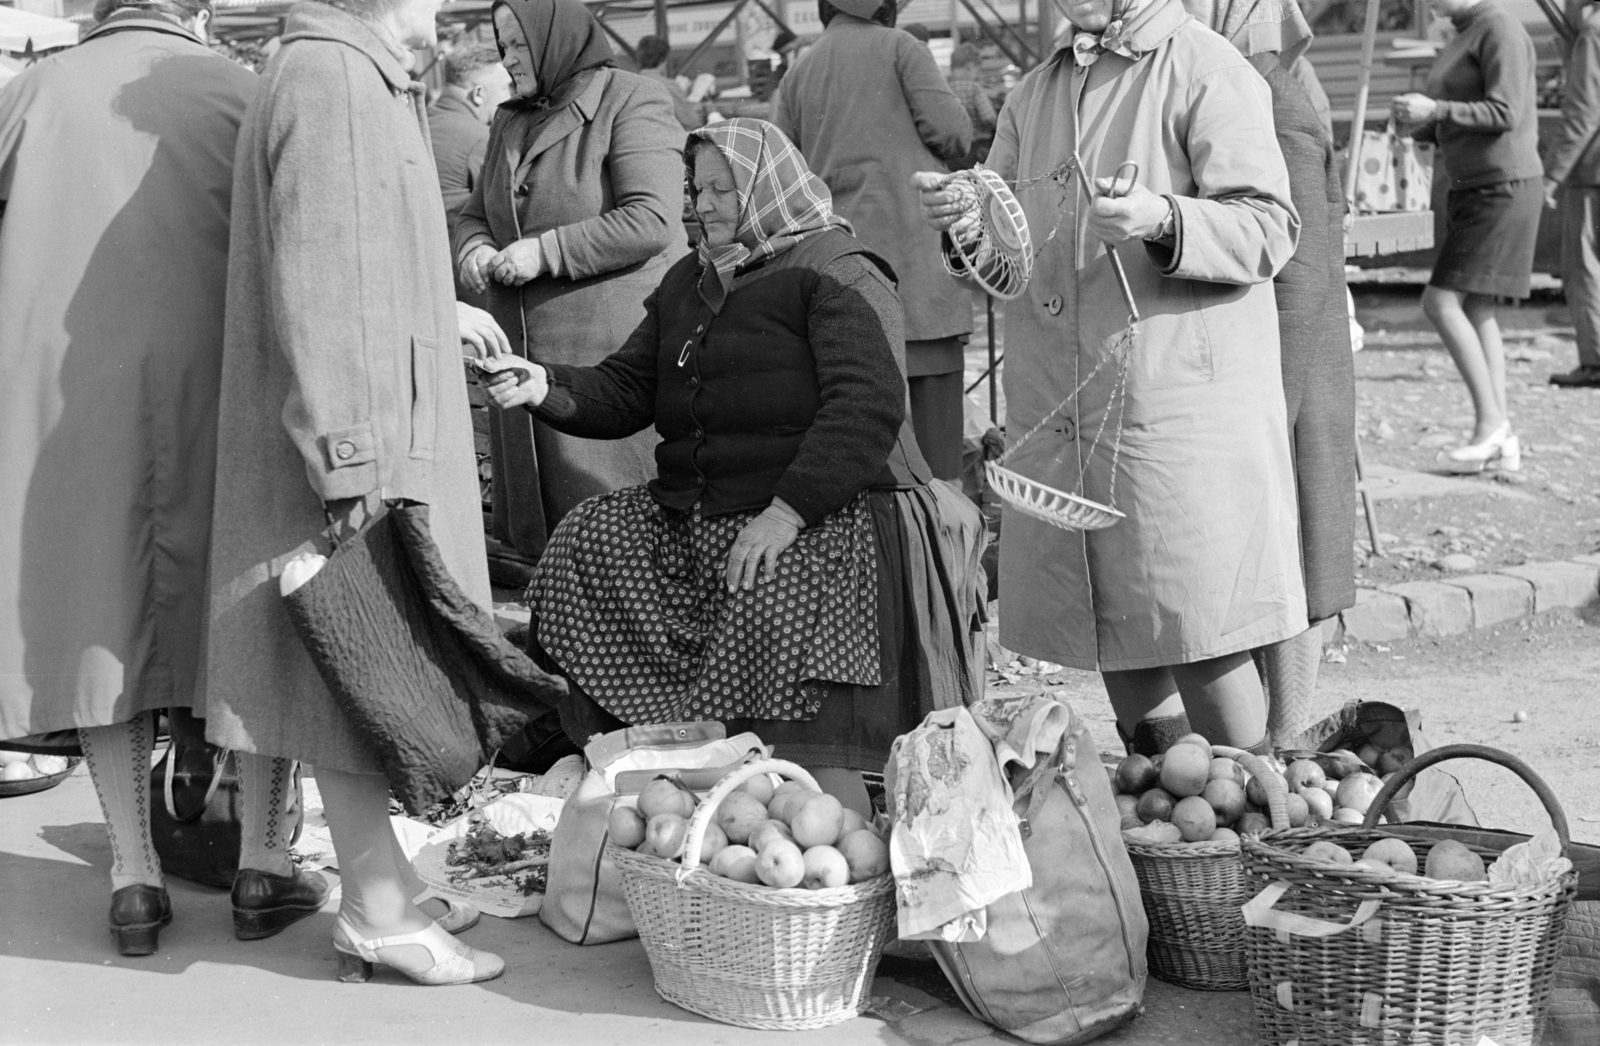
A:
1123,745,1291,991
609,758,896,1030
1240,744,1578,1046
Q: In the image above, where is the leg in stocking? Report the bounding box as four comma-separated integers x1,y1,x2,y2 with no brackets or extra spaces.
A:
1101,669,1191,755
237,753,294,877
809,766,873,819
1463,294,1510,424
79,714,163,892
1262,624,1324,749
316,769,431,943
1170,651,1268,749
1423,286,1508,439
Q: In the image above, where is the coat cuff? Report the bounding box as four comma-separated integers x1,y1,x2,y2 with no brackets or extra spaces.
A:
771,475,834,528
456,234,495,268
311,422,380,500
1143,194,1183,276
540,230,564,278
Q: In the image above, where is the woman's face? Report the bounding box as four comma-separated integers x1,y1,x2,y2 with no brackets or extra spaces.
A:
692,146,741,249
1056,0,1115,31
494,7,539,97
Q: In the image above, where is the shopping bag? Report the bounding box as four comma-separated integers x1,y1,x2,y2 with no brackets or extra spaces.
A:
1350,120,1435,214
539,722,768,944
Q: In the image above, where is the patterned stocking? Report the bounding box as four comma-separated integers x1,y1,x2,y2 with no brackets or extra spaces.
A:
238,753,295,877
78,714,164,892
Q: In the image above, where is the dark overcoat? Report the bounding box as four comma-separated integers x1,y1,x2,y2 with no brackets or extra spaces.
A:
0,14,254,738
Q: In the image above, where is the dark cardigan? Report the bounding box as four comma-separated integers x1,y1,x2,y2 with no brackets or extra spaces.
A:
533,229,930,525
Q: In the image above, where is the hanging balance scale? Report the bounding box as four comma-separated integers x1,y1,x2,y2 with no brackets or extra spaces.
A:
939,159,1145,532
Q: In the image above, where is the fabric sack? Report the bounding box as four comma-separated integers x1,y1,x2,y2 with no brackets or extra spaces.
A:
894,694,1147,1044
149,742,302,889
1350,120,1434,213
540,722,768,945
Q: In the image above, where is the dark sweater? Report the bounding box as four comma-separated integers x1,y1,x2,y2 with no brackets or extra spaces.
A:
1418,0,1543,188
532,229,929,525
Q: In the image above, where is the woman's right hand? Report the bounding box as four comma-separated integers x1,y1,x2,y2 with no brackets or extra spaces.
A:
479,354,550,410
912,171,965,232
459,244,498,295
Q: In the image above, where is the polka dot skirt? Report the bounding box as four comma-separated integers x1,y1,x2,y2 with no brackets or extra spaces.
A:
530,486,882,724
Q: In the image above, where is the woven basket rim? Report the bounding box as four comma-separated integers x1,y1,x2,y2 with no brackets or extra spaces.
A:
1126,839,1242,859
608,841,895,907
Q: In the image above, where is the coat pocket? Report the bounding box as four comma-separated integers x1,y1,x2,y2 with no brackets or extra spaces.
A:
411,334,438,460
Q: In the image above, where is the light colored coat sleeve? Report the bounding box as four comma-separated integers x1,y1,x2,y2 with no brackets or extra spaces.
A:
1546,16,1600,185
894,34,972,164
262,49,387,502
1158,65,1298,285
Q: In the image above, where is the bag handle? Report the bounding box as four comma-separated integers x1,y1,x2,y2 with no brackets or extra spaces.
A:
1361,742,1571,856
1213,745,1294,829
1241,880,1382,937
676,758,820,884
164,745,230,825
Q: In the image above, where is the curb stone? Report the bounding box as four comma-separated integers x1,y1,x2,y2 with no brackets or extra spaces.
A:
1336,558,1600,645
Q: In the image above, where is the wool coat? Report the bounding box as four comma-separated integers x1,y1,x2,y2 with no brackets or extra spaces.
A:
454,68,687,559
986,0,1306,671
203,2,491,772
1263,62,1356,623
772,15,975,350
0,15,255,739
427,91,490,238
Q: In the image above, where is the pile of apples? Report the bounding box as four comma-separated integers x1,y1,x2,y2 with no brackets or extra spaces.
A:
1110,734,1291,846
0,751,69,783
608,774,890,890
1298,836,1487,882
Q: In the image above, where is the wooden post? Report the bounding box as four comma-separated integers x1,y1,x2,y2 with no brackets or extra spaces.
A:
654,0,670,42
1342,0,1382,212
1037,0,1054,66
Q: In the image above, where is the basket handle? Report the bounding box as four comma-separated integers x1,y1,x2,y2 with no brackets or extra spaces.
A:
1360,743,1571,856
676,758,820,883
1241,881,1382,938
1214,746,1293,830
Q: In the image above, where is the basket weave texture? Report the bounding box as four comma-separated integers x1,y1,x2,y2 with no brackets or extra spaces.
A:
1241,825,1576,1046
1123,745,1289,990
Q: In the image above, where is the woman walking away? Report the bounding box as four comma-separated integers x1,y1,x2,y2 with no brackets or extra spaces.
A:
0,0,327,956
207,0,509,985
1185,0,1357,746
454,0,687,562
1393,0,1542,473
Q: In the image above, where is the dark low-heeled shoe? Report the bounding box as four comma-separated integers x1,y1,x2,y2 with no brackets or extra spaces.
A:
232,866,331,941
109,883,173,956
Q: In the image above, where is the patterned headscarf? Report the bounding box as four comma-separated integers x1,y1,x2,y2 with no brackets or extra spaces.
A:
1062,0,1147,66
1183,0,1314,66
686,118,852,313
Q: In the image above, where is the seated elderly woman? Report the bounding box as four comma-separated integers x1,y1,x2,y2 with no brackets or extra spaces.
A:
484,119,986,809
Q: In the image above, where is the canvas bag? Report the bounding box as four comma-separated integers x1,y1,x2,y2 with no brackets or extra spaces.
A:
1350,120,1434,213
539,721,768,944
895,695,1148,1045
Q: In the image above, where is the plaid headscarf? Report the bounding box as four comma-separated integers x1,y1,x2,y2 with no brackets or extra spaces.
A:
686,119,852,313
1183,0,1314,66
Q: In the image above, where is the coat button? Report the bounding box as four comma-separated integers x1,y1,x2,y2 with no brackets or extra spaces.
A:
515,184,531,198
334,440,357,461
688,376,699,387
1046,294,1063,315
695,324,705,334
694,429,704,440
694,476,705,486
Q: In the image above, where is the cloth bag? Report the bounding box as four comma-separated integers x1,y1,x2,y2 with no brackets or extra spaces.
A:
889,694,1147,1044
1350,120,1434,214
281,502,569,814
540,722,768,944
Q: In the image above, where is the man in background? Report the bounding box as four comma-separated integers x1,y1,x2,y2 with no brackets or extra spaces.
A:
946,42,995,168
1547,0,1600,388
636,35,702,131
427,45,511,237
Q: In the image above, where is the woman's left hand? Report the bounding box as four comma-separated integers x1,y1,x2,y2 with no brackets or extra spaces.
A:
1088,178,1169,244
725,504,802,592
1392,93,1437,125
490,238,544,285
456,301,511,359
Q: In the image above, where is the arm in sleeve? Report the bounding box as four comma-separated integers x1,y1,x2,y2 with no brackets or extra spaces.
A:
531,289,660,439
772,256,907,525
452,122,499,264
1545,24,1600,185
1152,65,1299,285
1435,28,1536,133
973,85,998,136
547,80,686,280
896,36,972,164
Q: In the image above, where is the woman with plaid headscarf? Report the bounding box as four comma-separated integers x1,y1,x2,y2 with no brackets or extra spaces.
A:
485,119,987,810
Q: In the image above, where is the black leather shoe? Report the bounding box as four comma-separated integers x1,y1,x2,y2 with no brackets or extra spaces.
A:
1550,365,1600,388
232,867,330,941
110,884,172,956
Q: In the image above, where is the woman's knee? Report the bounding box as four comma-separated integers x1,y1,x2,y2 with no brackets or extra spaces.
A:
1421,285,1459,322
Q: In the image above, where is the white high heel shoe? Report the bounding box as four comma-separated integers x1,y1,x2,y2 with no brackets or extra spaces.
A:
1442,422,1520,473
413,887,480,935
332,916,504,985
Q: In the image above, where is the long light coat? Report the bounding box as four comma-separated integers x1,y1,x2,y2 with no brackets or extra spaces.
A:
0,16,254,738
987,0,1306,671
203,3,490,771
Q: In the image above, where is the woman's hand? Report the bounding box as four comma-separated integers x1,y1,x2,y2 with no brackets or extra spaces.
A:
912,171,966,232
1392,93,1438,125
490,238,544,286
459,244,497,295
479,355,550,410
1088,178,1169,244
456,301,511,359
725,501,803,593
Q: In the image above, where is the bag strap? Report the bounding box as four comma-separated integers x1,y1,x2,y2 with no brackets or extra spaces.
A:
163,745,231,825
1013,749,1062,840
1241,881,1382,938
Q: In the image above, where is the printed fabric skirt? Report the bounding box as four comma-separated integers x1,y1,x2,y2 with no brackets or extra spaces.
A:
529,481,987,772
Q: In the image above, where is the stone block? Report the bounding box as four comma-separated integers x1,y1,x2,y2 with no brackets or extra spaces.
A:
1571,553,1600,568
1437,573,1535,628
1497,561,1600,612
1340,589,1411,643
1385,581,1473,637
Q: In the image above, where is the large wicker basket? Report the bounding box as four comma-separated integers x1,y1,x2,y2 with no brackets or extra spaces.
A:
1240,744,1578,1046
608,759,896,1031
1124,745,1291,990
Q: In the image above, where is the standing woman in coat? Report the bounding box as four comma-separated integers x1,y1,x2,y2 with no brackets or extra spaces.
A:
207,0,506,985
454,0,688,561
1187,0,1357,747
917,0,1304,754
773,0,974,481
0,0,327,956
